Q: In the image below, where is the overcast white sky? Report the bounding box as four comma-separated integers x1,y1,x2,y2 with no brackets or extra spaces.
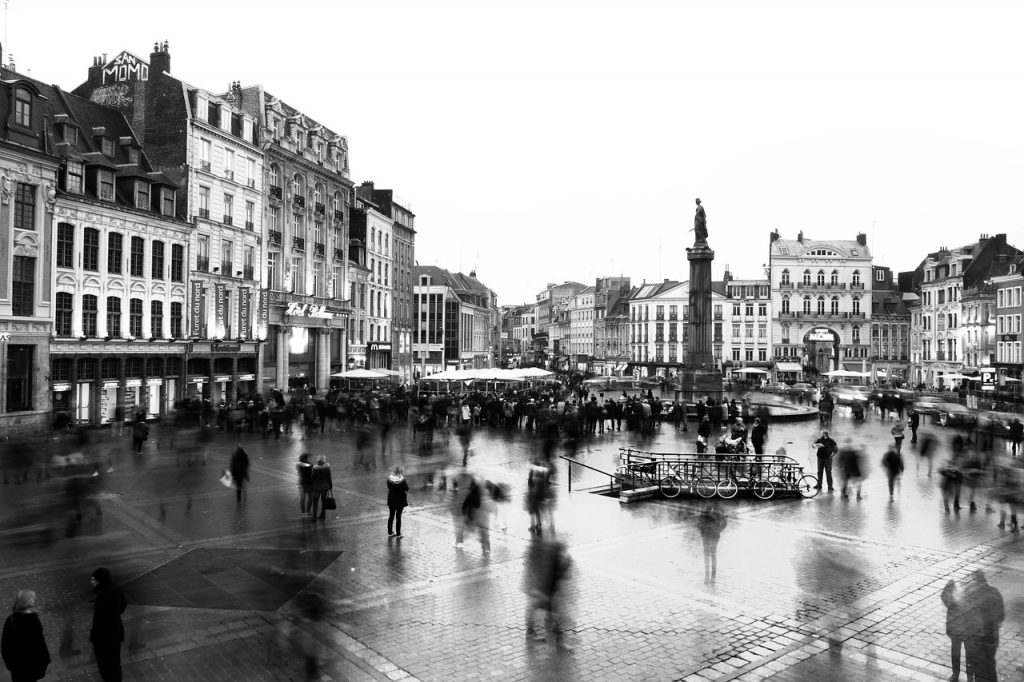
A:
9,0,1024,303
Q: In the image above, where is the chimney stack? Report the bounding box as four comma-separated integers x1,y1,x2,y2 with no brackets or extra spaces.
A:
86,55,104,88
149,40,170,79
770,229,780,243
856,233,867,246
797,231,804,243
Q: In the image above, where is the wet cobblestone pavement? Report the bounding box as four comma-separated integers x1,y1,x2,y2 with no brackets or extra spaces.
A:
2,405,1023,681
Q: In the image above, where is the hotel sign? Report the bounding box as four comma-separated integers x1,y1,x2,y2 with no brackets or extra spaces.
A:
286,302,335,319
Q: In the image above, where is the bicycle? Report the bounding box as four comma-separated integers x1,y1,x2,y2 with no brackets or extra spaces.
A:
659,463,717,499
714,457,775,500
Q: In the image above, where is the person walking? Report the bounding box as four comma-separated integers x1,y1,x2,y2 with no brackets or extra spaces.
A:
697,501,727,586
229,445,250,504
750,418,767,455
130,418,149,459
939,460,964,514
1,590,51,682
523,535,572,648
812,430,838,492
908,409,920,444
962,570,1004,682
296,453,313,518
89,567,127,682
881,445,904,501
526,459,552,535
941,579,971,682
837,439,864,500
309,455,333,521
891,420,906,455
387,466,409,538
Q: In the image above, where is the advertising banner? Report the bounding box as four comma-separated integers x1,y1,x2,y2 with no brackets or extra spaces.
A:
190,281,203,337
238,287,251,340
214,283,226,336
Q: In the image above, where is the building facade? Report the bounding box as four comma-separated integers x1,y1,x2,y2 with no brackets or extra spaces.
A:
992,260,1023,390
769,231,873,379
868,266,911,385
0,70,60,433
722,272,771,369
413,266,498,376
75,45,264,405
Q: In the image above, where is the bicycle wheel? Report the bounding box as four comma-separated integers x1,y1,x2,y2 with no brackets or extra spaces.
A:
796,474,820,498
753,480,775,500
695,477,717,499
716,478,739,499
659,475,682,499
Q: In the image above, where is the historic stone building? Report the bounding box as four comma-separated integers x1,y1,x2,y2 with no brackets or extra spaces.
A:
412,266,498,377
234,85,353,392
75,45,264,404
47,84,190,425
992,257,1023,392
0,68,60,433
868,266,911,385
358,182,416,383
722,271,771,371
769,231,873,379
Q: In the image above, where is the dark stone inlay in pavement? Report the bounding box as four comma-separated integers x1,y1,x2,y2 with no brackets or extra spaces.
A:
124,547,341,611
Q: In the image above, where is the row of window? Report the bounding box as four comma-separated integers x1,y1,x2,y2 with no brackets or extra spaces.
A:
732,303,769,317
780,269,871,286
781,296,863,315
996,342,1023,364
55,293,183,339
920,285,960,306
997,287,1023,309
56,224,185,280
996,315,1023,334
50,357,184,382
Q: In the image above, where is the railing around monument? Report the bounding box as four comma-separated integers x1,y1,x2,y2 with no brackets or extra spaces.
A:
616,447,811,495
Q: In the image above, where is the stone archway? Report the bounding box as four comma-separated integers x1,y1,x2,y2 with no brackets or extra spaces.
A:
803,327,841,377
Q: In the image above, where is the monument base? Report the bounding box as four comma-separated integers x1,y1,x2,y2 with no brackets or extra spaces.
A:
677,367,724,406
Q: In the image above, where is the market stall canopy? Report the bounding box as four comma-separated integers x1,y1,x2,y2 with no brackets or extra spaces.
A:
775,362,802,373
939,373,973,381
331,369,386,379
421,368,478,381
734,368,768,374
823,369,866,378
513,367,553,378
372,368,401,376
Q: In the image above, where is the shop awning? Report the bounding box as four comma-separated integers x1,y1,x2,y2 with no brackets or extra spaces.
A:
775,362,802,372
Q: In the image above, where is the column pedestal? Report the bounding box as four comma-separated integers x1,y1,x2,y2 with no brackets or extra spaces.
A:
680,244,723,404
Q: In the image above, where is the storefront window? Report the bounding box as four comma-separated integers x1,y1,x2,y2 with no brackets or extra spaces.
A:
5,345,33,412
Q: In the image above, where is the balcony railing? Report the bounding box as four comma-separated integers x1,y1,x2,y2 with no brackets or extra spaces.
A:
334,248,345,261
779,311,866,321
222,215,233,226
224,170,234,181
655,314,664,320
314,242,325,257
668,314,677,320
293,195,306,209
268,230,282,246
200,160,211,172
243,266,254,280
198,208,210,219
292,237,306,251
713,313,723,321
269,185,283,199
221,262,232,275
333,209,344,223
779,282,794,289
247,178,256,189
315,202,326,216
796,282,847,290
196,257,209,272
245,220,254,231
850,283,865,290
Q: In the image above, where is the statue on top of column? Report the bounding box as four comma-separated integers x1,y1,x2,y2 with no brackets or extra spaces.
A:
692,198,708,247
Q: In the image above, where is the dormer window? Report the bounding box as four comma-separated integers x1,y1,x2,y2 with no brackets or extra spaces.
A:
160,188,176,216
63,161,84,194
61,125,78,144
127,147,140,164
100,137,114,157
14,88,32,127
135,180,150,210
98,170,114,201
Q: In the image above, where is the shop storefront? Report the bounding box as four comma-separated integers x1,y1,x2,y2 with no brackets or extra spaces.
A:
184,340,261,405
50,340,186,425
368,341,392,371
262,292,350,396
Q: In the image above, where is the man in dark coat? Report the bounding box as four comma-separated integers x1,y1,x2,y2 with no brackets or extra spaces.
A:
229,446,251,503
812,430,838,491
90,567,127,682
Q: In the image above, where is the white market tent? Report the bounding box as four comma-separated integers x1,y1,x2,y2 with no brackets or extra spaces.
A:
331,369,387,379
733,368,768,375
823,369,867,378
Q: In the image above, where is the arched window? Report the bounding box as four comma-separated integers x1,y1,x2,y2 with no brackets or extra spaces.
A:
781,297,790,314
816,297,826,315
852,326,861,344
816,270,826,286
852,270,861,286
781,269,790,285
314,183,323,205
268,164,279,188
802,270,811,286
852,297,861,315
292,173,305,198
830,270,839,285
830,296,839,315
803,296,812,314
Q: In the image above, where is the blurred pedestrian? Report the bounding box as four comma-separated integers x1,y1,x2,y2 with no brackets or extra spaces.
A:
939,460,964,513
387,466,409,538
750,418,767,455
523,535,572,648
995,460,1020,533
891,420,906,455
1,590,51,682
962,570,1004,682
1010,418,1023,457
462,477,492,552
89,567,127,682
812,430,838,492
527,458,553,534
918,432,937,477
309,455,333,521
908,409,920,444
130,418,149,459
837,439,864,500
296,453,313,518
697,501,727,585
941,579,970,682
229,445,250,504
881,445,904,501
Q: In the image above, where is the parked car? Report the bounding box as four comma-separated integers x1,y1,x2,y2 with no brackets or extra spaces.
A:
937,403,979,428
912,395,947,416
762,382,789,394
788,383,817,400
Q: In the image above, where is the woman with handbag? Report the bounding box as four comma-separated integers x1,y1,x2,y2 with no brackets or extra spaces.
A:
310,455,334,521
387,466,409,537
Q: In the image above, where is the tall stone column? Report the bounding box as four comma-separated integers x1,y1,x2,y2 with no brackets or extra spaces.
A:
315,329,330,392
679,243,723,405
276,328,289,390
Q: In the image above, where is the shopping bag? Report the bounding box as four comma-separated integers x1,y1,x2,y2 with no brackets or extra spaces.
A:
220,470,233,488
324,490,337,510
